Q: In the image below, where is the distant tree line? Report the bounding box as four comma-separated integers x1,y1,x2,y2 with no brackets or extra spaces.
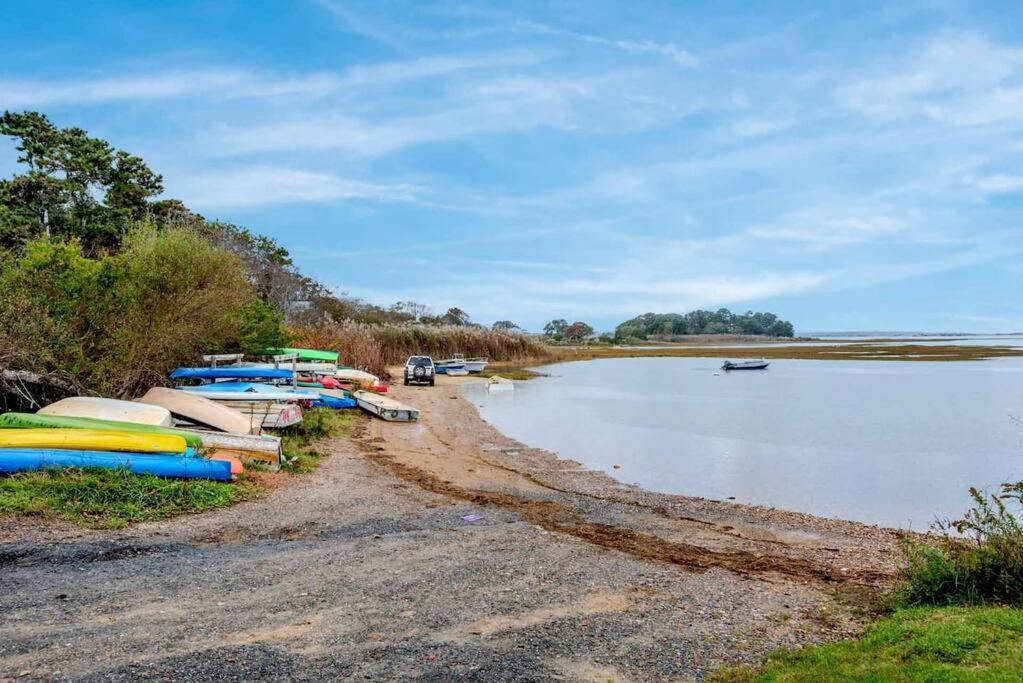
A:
615,309,795,340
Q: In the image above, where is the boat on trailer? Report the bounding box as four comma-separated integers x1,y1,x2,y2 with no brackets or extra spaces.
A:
721,360,770,371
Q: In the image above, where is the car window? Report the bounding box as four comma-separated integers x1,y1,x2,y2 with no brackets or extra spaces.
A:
409,357,432,366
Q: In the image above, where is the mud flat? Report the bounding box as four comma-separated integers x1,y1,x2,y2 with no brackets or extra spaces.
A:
0,374,905,681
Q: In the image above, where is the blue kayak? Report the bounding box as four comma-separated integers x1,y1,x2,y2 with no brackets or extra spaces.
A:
298,391,357,410
0,449,232,481
170,367,293,381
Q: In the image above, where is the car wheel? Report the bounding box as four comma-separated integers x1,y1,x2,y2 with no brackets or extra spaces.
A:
404,377,409,386
429,378,435,386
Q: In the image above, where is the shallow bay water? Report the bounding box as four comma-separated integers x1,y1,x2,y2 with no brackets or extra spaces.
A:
464,356,1023,528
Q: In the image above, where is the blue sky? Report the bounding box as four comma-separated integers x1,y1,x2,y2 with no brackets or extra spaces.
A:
3,1,1023,333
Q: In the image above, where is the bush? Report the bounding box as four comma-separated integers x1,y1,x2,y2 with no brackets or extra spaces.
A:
899,483,1023,607
239,299,290,355
0,225,255,404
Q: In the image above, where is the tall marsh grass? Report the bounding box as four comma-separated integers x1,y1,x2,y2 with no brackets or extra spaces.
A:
290,321,552,376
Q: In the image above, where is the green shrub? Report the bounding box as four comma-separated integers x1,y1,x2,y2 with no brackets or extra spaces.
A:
0,225,255,403
899,483,1023,607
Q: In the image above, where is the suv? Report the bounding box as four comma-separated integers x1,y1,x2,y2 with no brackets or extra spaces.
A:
404,356,436,386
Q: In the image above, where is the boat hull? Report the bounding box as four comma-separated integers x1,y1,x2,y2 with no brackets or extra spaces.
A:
39,397,173,427
0,428,187,454
170,367,293,381
136,387,259,435
721,361,770,370
354,391,420,422
0,448,232,481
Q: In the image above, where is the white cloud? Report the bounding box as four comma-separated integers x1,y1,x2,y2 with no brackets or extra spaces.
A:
970,174,1023,194
171,166,422,208
0,53,540,109
836,32,1023,125
747,207,908,249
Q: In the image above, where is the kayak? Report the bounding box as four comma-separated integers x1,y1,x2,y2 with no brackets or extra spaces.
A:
0,428,188,454
295,390,357,410
258,348,339,363
39,397,173,427
0,448,232,481
170,367,293,381
0,413,205,448
179,382,312,402
135,387,259,435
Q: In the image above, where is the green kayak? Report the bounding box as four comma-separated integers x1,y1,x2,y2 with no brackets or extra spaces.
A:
258,347,339,363
0,413,204,448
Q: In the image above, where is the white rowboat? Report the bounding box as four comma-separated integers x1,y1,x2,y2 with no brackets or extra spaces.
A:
354,391,419,422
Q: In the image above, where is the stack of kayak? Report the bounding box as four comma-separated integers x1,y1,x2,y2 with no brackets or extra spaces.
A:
0,346,377,482
0,398,255,481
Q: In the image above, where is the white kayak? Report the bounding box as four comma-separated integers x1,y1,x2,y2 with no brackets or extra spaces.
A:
335,368,380,385
177,386,311,402
39,397,173,427
135,387,259,435
243,361,338,375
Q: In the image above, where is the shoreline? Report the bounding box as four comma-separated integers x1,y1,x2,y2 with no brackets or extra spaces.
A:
365,371,905,589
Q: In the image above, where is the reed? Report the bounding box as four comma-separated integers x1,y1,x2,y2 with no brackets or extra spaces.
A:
289,322,553,376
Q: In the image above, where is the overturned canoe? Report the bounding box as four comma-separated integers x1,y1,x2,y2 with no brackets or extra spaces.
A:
170,367,293,381
0,448,232,481
39,397,173,427
0,428,187,454
354,390,419,422
136,387,259,435
0,413,205,447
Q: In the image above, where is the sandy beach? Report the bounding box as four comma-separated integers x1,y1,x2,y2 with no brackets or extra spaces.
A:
0,372,906,681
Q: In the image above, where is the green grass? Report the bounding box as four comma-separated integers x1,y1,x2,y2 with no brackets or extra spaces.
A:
714,606,1023,682
0,467,257,529
277,406,360,474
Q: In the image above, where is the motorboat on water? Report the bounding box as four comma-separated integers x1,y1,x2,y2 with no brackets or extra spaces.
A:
721,360,770,371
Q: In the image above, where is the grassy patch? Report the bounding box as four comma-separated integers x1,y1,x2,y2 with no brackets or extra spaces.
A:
713,606,1023,682
277,407,360,474
477,363,546,380
0,467,258,529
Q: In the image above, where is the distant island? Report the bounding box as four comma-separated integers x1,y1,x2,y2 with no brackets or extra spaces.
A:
614,309,795,340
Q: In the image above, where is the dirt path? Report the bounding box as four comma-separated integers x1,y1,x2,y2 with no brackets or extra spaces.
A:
0,375,903,681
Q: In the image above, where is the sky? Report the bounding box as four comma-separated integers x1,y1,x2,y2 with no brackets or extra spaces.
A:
2,1,1023,333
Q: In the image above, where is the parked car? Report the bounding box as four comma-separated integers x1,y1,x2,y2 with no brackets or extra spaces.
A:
404,356,435,386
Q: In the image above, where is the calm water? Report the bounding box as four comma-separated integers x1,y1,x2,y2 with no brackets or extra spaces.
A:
464,357,1023,528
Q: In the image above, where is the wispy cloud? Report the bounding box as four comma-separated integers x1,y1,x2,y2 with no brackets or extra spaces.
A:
836,32,1023,125
969,174,1023,194
0,53,540,109
172,166,422,209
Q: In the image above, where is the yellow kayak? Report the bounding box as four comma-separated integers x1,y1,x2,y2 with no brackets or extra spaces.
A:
0,429,187,454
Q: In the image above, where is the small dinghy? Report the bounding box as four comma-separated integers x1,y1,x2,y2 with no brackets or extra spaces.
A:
354,391,420,422
486,376,514,392
465,358,488,373
721,360,770,371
